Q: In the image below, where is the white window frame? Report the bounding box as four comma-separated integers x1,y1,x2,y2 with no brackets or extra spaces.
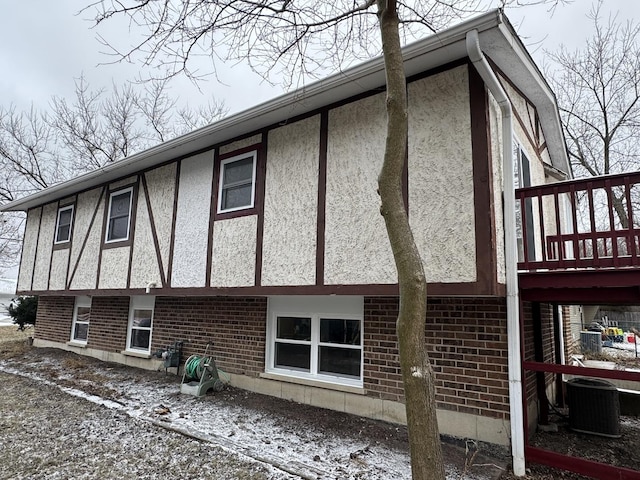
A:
217,151,257,214
54,205,74,244
266,297,364,388
126,295,155,354
70,296,91,345
105,187,133,244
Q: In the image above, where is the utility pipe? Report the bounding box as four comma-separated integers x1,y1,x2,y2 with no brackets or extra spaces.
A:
466,29,526,476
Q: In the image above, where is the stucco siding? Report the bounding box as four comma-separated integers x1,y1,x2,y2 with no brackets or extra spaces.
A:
98,247,130,289
489,93,506,285
325,92,396,285
109,176,138,191
17,207,41,291
262,116,320,286
171,152,214,288
408,66,476,283
32,203,57,291
501,77,537,147
211,216,257,287
144,163,176,279
129,186,162,289
220,134,262,155
69,189,105,291
49,249,69,291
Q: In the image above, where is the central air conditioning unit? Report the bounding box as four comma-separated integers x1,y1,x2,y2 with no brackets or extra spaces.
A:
567,377,621,438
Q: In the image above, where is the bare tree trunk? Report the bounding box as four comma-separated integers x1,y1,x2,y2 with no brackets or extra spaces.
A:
376,1,445,479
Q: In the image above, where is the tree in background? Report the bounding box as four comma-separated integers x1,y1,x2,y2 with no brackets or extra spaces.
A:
0,77,227,274
548,1,640,229
83,1,564,477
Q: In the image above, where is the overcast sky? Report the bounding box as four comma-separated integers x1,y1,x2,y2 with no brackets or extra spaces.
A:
1,1,638,118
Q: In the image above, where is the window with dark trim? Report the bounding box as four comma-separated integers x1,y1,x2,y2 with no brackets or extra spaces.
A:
217,151,257,214
105,187,133,243
54,205,74,244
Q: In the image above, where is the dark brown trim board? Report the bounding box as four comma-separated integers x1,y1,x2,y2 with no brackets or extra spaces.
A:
46,202,58,290
254,133,268,287
67,187,106,290
125,178,141,289
140,173,167,287
20,279,503,298
166,159,181,288
206,149,219,288
15,208,33,292
468,62,498,296
315,111,329,286
29,206,44,291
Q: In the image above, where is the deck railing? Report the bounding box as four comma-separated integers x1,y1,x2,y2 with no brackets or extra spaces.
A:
516,171,640,272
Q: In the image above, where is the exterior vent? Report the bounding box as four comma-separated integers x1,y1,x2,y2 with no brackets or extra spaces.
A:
567,378,621,438
580,331,602,354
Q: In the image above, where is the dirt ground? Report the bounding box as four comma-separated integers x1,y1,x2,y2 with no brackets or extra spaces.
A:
1,326,638,479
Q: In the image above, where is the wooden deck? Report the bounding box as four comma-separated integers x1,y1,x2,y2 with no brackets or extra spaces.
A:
517,171,640,303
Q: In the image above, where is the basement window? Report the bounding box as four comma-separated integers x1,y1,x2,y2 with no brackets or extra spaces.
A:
70,296,91,344
266,296,363,387
126,296,155,354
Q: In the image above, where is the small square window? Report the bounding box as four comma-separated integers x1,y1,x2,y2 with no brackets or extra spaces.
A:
106,188,133,243
217,152,257,213
54,205,74,244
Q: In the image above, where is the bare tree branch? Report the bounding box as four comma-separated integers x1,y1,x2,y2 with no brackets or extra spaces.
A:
548,0,640,228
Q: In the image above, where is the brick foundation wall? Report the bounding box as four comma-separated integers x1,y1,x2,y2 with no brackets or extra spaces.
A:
152,296,267,377
35,294,516,422
34,296,75,343
87,297,130,352
364,296,511,420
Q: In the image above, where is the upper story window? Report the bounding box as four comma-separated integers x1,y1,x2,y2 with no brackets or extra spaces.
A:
217,151,257,214
54,205,74,244
105,187,133,243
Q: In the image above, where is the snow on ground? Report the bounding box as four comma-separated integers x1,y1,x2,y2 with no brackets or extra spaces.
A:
0,348,505,480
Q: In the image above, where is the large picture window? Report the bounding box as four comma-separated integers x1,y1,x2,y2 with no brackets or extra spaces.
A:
70,296,91,344
126,296,155,354
105,187,133,243
217,151,257,213
54,205,74,244
267,297,363,387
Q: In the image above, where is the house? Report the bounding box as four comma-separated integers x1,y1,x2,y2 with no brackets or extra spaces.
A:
1,10,573,474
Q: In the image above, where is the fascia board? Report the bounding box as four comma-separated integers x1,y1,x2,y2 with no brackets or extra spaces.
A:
485,21,570,176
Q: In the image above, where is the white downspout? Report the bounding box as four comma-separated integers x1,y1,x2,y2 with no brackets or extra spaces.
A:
466,29,526,477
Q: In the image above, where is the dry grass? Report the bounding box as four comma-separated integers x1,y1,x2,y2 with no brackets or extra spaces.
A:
0,325,33,358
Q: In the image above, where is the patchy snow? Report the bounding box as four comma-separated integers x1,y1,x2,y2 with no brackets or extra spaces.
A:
0,351,505,480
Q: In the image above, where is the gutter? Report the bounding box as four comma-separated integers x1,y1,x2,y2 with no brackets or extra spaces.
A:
466,28,526,477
